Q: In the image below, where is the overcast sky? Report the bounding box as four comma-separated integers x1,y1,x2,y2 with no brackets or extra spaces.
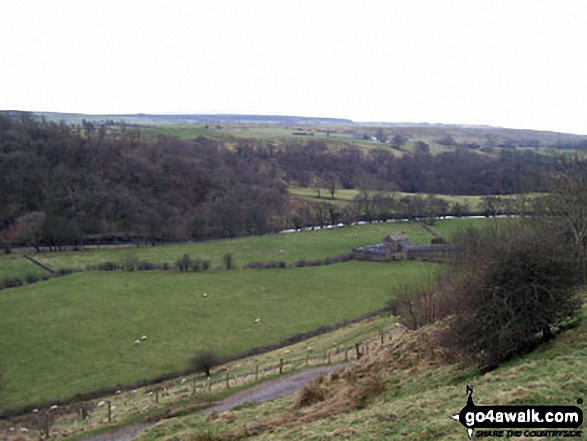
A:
1,1,586,134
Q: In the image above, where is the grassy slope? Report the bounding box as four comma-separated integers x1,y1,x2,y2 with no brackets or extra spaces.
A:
1,221,433,274
289,186,485,208
0,260,436,413
140,306,587,441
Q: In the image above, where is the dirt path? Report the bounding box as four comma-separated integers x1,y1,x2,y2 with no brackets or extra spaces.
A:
82,363,347,441
199,363,345,415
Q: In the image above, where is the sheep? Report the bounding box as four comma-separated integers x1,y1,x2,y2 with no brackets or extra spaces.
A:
202,293,208,298
254,318,261,325
49,405,58,410
133,340,141,345
140,335,148,341
284,349,292,354
306,346,314,353
97,401,105,407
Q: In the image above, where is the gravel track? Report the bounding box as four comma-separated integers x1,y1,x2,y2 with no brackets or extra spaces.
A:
82,363,347,441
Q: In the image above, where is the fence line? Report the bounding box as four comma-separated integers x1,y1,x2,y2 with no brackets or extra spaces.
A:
65,326,401,428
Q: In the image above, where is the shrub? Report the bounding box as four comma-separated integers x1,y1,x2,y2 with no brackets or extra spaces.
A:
57,267,76,276
3,278,23,288
25,274,40,284
190,350,219,377
201,260,210,271
442,224,582,370
137,261,156,271
191,258,202,272
97,261,119,271
223,253,234,270
176,254,191,271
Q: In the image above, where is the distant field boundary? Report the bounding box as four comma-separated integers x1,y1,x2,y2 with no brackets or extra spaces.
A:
23,253,55,274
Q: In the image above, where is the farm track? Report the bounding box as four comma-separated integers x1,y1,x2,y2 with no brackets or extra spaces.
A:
82,363,347,441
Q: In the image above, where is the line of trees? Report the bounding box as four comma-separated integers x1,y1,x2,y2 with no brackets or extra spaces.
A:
0,112,573,248
392,160,587,370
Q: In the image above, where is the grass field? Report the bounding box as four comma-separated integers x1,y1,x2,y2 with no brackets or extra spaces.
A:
0,222,434,277
138,304,587,440
0,260,436,413
0,254,48,280
289,186,485,208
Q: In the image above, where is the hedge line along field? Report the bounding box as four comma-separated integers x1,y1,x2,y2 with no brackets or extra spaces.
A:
0,260,436,414
12,222,436,274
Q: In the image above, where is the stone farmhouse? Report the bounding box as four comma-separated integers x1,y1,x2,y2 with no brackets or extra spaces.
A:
352,233,452,262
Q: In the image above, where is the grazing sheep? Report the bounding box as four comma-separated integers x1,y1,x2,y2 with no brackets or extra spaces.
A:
97,401,105,407
116,390,122,395
20,428,29,434
254,318,261,325
202,293,208,298
133,340,140,345
284,349,292,354
49,405,58,410
140,335,148,341
180,378,187,385
307,346,314,353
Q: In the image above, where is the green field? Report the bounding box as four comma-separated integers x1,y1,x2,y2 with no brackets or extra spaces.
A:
0,260,436,413
0,222,434,277
0,254,48,280
138,304,587,440
289,186,485,207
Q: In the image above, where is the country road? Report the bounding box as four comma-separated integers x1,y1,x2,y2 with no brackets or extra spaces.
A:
83,363,347,441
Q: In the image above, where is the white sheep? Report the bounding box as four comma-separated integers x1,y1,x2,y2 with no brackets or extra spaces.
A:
202,293,208,298
49,405,58,410
254,318,261,325
307,346,314,353
97,401,105,407
133,340,140,345
140,335,148,341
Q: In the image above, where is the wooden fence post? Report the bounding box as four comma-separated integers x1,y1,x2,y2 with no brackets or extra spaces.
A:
255,364,259,381
345,348,349,362
155,389,159,404
305,354,309,366
192,378,197,395
226,372,230,389
327,351,331,364
43,412,50,438
279,358,284,374
107,400,112,423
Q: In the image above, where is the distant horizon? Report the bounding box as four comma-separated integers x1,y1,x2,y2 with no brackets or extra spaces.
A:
6,109,586,136
2,1,586,136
